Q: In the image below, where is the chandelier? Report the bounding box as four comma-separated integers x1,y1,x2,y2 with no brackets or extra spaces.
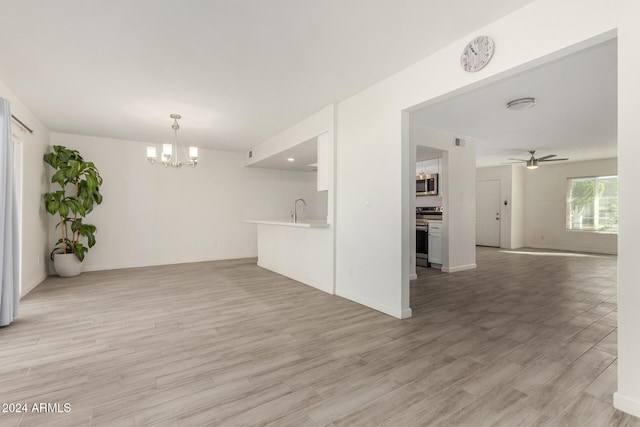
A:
147,114,198,167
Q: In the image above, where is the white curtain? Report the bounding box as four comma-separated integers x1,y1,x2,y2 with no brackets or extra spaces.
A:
0,97,19,327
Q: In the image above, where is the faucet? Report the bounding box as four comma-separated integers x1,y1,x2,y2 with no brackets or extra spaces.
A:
293,198,307,223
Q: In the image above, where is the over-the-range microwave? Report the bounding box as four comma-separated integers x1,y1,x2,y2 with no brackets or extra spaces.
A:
417,173,438,196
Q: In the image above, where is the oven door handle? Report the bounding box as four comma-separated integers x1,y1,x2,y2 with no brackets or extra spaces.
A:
416,226,427,231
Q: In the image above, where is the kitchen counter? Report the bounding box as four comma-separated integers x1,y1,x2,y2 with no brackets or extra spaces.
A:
244,219,329,228
244,219,333,294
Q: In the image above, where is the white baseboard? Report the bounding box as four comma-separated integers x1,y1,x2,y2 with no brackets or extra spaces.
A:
335,288,412,319
21,273,48,298
400,307,413,319
82,254,258,273
442,263,477,273
409,273,417,280
525,243,617,256
614,392,640,418
256,261,333,295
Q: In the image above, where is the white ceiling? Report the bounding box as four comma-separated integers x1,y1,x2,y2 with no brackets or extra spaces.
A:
416,145,444,161
411,39,617,167
248,137,318,171
0,0,534,151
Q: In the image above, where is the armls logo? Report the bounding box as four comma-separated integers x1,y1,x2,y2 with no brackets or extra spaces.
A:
31,403,71,413
2,402,71,413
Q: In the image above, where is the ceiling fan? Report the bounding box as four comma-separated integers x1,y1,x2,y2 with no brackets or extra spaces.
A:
508,150,569,169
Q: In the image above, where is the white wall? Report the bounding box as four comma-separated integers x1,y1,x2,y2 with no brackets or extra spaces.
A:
48,133,326,272
511,165,525,248
615,0,640,417
523,158,617,254
0,78,50,296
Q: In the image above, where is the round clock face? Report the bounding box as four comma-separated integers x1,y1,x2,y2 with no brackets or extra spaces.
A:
461,36,495,72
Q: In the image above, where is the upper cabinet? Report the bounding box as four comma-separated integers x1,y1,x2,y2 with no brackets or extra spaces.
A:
416,158,441,176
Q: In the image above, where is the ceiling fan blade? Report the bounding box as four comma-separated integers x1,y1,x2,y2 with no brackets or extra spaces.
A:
538,154,557,161
539,158,569,162
507,158,528,162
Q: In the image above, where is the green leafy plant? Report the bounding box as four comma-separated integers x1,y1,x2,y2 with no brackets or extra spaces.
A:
43,145,103,262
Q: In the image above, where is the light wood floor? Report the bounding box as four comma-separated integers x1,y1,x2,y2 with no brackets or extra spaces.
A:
1,247,638,426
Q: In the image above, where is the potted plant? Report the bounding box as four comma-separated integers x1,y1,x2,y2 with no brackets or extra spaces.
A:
43,145,103,277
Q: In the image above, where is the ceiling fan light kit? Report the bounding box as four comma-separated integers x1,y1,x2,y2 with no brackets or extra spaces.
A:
508,150,569,170
506,97,536,111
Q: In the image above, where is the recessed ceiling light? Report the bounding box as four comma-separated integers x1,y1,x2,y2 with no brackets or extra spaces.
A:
506,97,536,111
287,158,295,162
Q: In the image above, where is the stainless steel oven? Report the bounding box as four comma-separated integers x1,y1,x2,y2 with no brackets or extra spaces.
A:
416,219,429,267
416,206,443,267
417,173,439,196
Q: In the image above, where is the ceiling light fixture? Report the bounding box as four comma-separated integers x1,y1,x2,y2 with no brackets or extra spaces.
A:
526,159,539,170
506,97,536,111
287,158,295,162
147,114,198,167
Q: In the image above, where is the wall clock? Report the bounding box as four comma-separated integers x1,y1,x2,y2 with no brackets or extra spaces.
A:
460,36,495,72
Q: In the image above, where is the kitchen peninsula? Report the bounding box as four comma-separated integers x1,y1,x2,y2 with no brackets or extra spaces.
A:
244,219,333,294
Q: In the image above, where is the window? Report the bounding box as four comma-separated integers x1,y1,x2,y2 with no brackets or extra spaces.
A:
567,176,618,233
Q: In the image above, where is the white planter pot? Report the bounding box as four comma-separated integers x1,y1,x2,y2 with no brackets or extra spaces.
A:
53,253,85,277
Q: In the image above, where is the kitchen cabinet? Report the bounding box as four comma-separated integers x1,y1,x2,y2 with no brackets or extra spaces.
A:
244,220,332,294
428,220,442,268
416,158,439,176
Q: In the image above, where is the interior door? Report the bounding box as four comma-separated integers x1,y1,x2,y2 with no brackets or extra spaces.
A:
476,179,501,247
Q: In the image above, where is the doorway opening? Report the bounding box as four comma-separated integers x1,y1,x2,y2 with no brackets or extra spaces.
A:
413,145,445,278
404,36,617,313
